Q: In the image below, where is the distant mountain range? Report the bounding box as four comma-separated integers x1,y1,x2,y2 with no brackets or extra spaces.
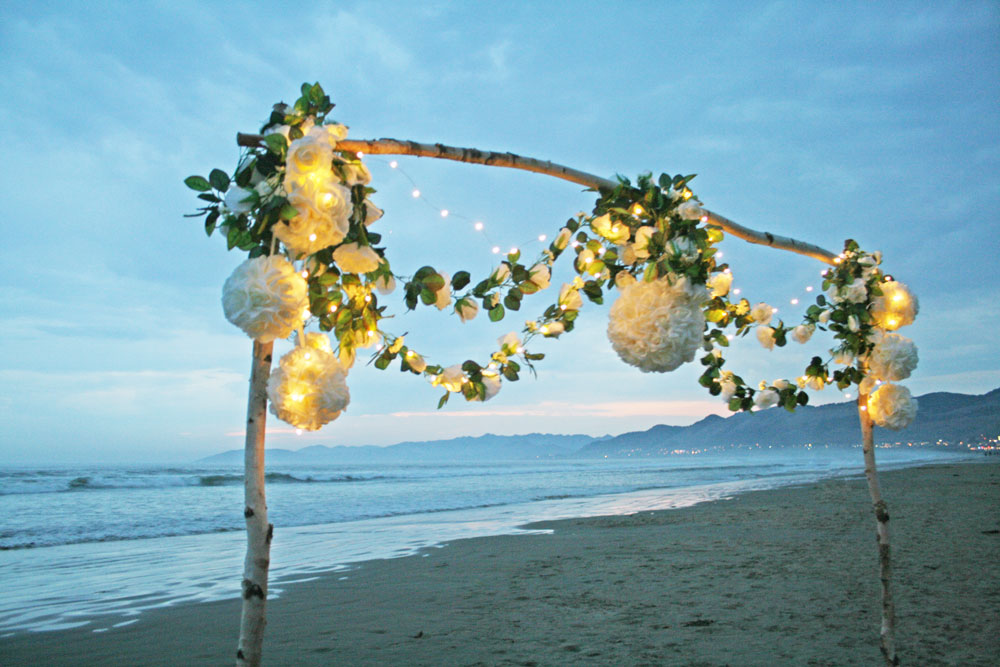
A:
200,387,999,463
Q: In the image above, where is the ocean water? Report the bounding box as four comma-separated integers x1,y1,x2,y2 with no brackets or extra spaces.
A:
0,447,973,635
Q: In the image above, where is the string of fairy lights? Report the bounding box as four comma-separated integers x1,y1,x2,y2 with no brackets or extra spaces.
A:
363,153,864,401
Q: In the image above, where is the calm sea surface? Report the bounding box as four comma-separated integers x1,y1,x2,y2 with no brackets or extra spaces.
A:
0,447,972,634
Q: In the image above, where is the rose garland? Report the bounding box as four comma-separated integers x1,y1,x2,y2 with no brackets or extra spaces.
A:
186,82,919,432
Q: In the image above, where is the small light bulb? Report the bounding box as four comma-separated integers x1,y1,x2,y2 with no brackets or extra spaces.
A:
303,309,311,319
538,234,547,242
773,308,779,314
474,222,484,231
700,215,709,223
329,303,338,312
892,294,904,303
571,240,580,248
723,268,732,274
790,298,799,305
716,251,724,258
597,247,606,256
389,160,398,168
806,286,814,292
491,246,500,254
509,247,518,254
365,294,372,303
412,189,420,198
727,334,734,341
301,270,309,278
308,233,317,242
733,288,741,295
440,209,449,218
356,151,364,159
560,304,567,311
540,325,549,334
368,330,376,338
295,428,303,435
303,352,311,360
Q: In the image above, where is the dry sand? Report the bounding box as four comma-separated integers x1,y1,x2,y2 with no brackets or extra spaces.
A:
2,460,997,666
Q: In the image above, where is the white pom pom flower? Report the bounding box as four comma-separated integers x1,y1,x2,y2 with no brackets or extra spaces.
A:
870,280,919,330
607,275,709,373
867,383,918,430
867,332,918,382
266,334,350,431
222,255,308,343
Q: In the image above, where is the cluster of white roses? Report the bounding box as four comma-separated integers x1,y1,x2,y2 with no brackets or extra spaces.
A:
743,247,921,430
607,275,709,373
219,118,393,430
267,333,350,431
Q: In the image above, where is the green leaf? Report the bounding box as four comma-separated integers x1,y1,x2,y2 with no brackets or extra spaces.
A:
503,366,519,382
280,204,299,220
263,133,287,156
226,225,239,250
420,289,436,305
452,270,471,291
437,392,450,409
504,294,521,311
423,273,445,292
209,169,230,192
488,304,505,322
204,210,219,237
184,175,211,192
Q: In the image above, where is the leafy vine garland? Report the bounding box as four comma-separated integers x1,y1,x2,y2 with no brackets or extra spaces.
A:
186,82,920,432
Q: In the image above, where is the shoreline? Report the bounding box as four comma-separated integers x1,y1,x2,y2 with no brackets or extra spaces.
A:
2,460,998,665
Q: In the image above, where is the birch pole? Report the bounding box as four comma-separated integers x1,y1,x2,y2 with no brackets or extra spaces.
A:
858,392,898,666
236,340,274,667
230,131,902,663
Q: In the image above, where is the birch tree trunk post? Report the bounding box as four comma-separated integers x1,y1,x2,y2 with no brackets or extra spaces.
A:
857,392,898,666
236,340,274,667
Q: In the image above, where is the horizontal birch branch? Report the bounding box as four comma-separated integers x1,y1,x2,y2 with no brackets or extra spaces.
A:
236,133,839,265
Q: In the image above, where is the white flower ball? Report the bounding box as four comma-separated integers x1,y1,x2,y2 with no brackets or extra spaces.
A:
870,280,919,330
267,336,350,431
868,383,918,430
756,326,776,350
285,131,334,188
222,255,308,343
867,333,918,382
224,185,255,215
750,302,774,325
607,275,709,373
471,374,502,402
676,200,704,220
792,324,814,344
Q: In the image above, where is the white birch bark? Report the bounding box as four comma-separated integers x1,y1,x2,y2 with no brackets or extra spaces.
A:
235,133,839,265
858,393,899,666
236,340,274,667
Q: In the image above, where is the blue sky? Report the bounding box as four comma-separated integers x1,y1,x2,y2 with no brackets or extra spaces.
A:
1,1,997,463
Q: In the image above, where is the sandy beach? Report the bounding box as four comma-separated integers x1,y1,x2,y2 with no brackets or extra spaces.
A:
2,460,997,666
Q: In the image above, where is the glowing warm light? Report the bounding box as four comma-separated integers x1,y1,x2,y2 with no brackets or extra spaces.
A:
726,334,735,341
412,189,420,198
540,325,549,334
407,351,416,359
571,240,580,248
716,252,723,258
806,286,814,292
364,294,372,303
773,308,779,314
700,215,709,223
733,288,741,295
491,246,500,254
300,270,309,278
631,203,645,217
356,151,364,158
723,268,732,274
516,346,525,354
389,160,398,168
303,309,311,319
295,429,303,435
474,222,484,231
440,209,449,218
329,303,338,312
368,330,376,338
887,317,899,327
682,190,693,200
560,304,568,311
538,234,547,242
303,352,311,360
509,247,518,254
892,293,904,303
290,393,304,402
308,233,317,242
790,298,799,305
321,193,333,205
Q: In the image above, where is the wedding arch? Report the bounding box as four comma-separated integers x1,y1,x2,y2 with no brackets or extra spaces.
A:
186,83,917,666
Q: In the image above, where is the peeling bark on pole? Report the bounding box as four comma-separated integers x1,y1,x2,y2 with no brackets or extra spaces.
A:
858,393,899,666
236,133,839,265
236,340,274,667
